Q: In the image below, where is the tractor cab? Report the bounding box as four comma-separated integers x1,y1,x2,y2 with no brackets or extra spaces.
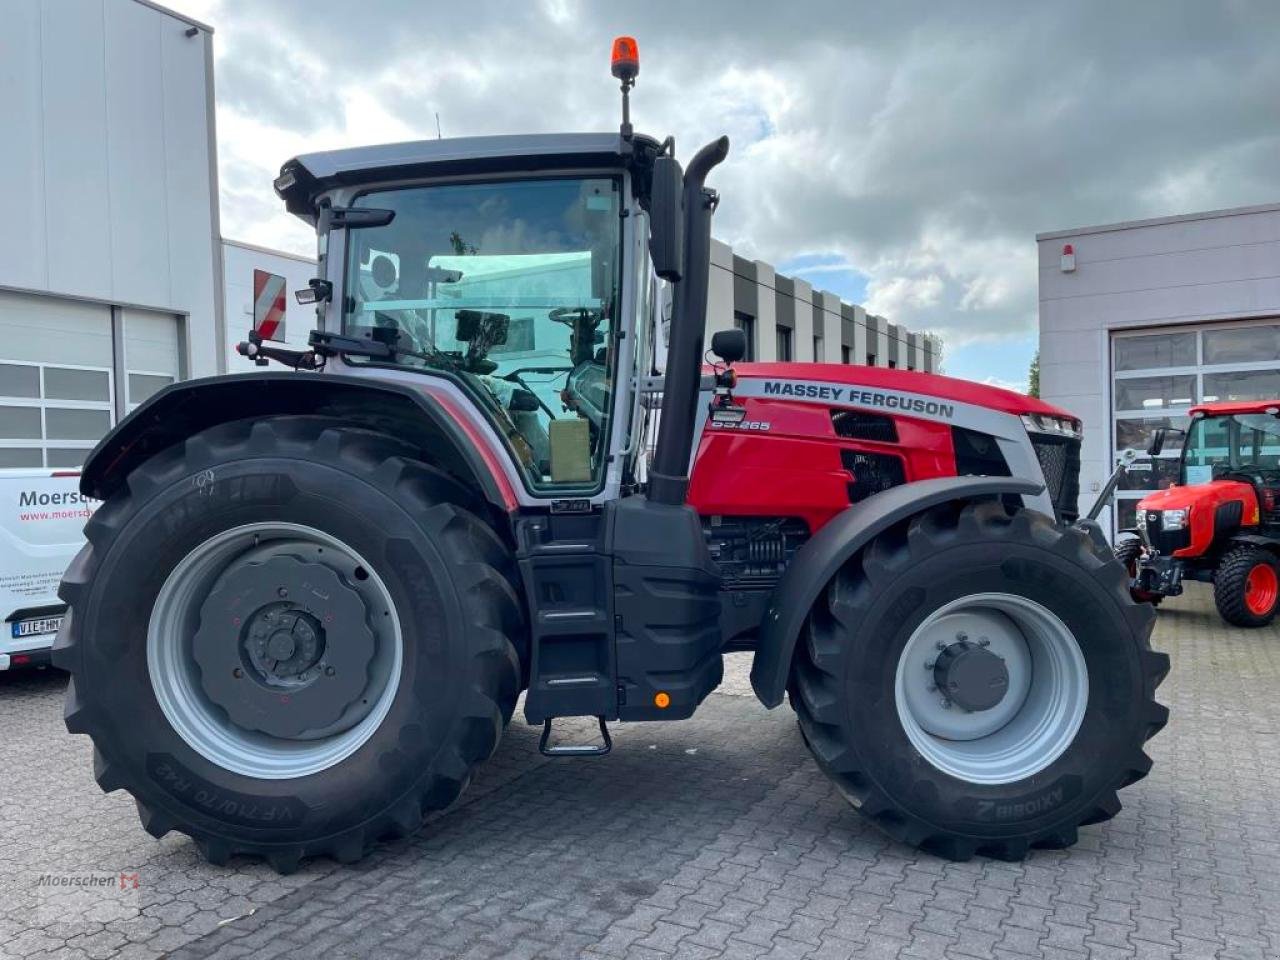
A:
1179,403,1280,509
1120,400,1280,625
269,132,674,503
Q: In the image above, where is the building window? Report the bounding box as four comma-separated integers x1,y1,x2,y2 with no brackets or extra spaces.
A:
841,346,851,364
813,335,823,361
888,360,897,369
866,353,876,366
733,311,756,361
1109,320,1280,536
775,325,793,361
0,361,115,469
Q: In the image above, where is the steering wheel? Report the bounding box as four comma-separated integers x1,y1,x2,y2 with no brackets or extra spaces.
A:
549,306,602,326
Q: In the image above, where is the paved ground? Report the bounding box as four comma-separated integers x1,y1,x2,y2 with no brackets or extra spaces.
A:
1,582,1278,960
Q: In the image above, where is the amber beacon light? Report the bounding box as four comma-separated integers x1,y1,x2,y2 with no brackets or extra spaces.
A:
611,36,639,81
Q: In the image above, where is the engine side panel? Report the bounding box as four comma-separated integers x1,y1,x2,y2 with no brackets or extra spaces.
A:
688,396,957,532
687,370,1056,531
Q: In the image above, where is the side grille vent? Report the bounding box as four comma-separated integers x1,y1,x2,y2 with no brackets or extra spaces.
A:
832,410,898,443
952,426,1011,477
1030,435,1081,522
842,449,906,504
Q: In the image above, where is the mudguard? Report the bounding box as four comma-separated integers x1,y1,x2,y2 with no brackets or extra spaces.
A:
80,372,515,512
749,475,1045,708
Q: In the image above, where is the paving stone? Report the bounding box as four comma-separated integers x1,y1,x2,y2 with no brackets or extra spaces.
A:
0,587,1274,960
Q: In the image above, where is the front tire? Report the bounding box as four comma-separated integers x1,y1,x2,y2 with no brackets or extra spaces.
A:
791,500,1168,860
1214,545,1280,627
1114,534,1162,606
55,417,524,872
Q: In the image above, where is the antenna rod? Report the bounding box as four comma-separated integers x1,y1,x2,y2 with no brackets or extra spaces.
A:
435,112,442,139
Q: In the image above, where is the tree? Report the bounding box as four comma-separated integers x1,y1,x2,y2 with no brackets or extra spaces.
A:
1028,350,1040,398
924,333,945,374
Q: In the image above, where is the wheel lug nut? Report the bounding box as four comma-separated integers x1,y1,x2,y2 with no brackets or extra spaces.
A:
956,632,967,643
924,660,935,670
977,637,990,647
277,587,288,598
233,667,244,679
325,666,336,677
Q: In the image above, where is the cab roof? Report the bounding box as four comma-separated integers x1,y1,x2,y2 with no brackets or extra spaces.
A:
275,132,659,221
1191,400,1280,417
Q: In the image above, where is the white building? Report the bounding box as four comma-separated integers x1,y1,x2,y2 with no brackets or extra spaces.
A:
0,0,220,469
706,241,936,371
1037,202,1280,536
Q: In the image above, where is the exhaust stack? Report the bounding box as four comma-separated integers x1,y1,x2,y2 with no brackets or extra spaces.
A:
647,136,730,506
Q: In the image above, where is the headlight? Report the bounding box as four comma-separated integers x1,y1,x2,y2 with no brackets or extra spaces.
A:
1021,413,1082,438
1161,508,1189,531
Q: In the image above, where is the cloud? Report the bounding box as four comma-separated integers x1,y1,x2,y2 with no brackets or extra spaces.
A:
168,0,1280,376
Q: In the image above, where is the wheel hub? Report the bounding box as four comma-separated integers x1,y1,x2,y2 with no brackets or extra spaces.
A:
244,605,325,683
932,640,1009,712
192,553,377,740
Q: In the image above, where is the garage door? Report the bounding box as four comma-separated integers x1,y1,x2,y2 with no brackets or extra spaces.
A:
0,291,115,468
1111,320,1280,532
121,306,181,411
0,293,183,469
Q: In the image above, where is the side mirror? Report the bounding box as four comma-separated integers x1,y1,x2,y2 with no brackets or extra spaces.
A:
648,154,685,282
711,328,747,364
1147,428,1166,457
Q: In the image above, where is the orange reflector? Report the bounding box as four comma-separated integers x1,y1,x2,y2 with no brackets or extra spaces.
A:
654,691,671,709
611,36,639,81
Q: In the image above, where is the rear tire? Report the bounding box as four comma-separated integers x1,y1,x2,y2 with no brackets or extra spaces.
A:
791,500,1168,860
55,416,524,872
1214,545,1280,627
1114,534,1162,606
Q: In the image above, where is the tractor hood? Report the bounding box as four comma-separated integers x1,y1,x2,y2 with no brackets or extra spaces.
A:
732,363,1074,420
1137,479,1255,512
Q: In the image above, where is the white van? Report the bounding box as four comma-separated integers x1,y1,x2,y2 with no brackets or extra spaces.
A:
0,469,98,670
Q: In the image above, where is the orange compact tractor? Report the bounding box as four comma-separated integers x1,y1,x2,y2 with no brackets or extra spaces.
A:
1116,400,1280,626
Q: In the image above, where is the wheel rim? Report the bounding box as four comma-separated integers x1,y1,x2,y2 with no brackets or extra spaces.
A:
894,592,1089,785
1245,562,1278,616
148,522,403,780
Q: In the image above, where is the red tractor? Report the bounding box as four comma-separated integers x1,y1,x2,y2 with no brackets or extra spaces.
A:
55,41,1166,873
1115,400,1280,626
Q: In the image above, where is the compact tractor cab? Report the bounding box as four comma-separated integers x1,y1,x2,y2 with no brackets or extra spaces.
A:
55,40,1167,873
1116,400,1280,626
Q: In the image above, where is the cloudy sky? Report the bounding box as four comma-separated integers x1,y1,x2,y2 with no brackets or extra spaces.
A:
169,0,1278,389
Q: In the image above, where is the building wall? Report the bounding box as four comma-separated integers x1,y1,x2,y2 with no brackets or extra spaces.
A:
0,0,221,378
1037,202,1280,535
707,240,937,371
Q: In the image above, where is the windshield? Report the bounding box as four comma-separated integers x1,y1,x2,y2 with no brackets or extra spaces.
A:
342,177,622,491
1183,413,1280,484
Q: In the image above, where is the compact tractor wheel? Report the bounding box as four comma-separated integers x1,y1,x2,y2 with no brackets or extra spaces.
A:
1114,534,1162,606
1214,545,1280,627
54,416,524,872
791,500,1168,860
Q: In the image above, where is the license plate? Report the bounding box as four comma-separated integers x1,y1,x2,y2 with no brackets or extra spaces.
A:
11,616,63,639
